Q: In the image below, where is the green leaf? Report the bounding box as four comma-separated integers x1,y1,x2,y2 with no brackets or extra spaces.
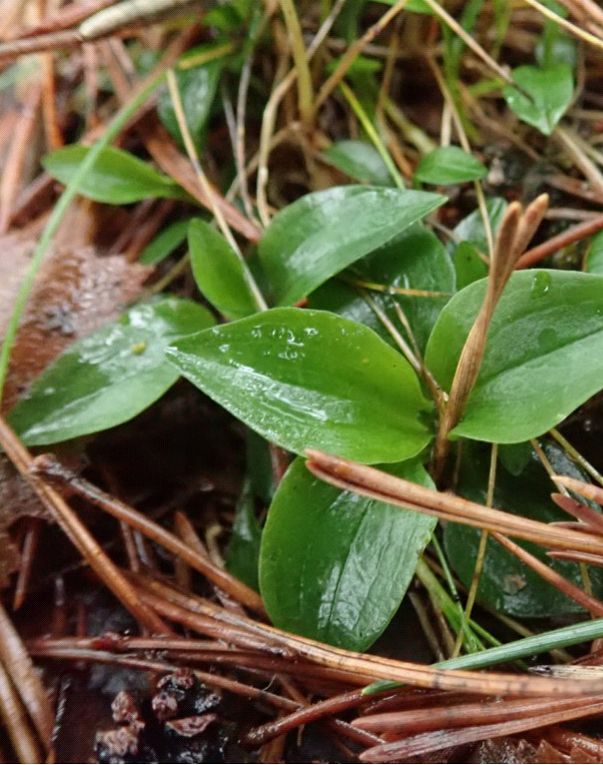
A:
453,242,488,290
260,457,436,650
226,479,262,591
188,219,258,320
140,219,190,265
587,230,603,275
414,146,487,185
258,185,445,306
9,298,214,445
454,197,508,254
320,140,392,185
503,63,573,135
445,442,603,618
43,145,187,204
309,224,455,353
167,308,433,464
425,270,603,443
158,47,223,147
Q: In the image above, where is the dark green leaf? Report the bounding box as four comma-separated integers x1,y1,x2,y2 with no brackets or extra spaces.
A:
260,457,436,650
167,308,433,464
310,224,455,353
445,442,603,617
414,146,487,185
43,145,187,204
158,47,223,147
189,219,258,319
258,185,445,306
9,298,214,445
503,63,573,135
587,230,603,275
453,197,508,254
140,219,190,265
226,479,262,591
425,270,603,443
453,241,488,289
320,140,392,185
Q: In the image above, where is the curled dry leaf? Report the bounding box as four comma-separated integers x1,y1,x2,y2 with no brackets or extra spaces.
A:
0,220,152,582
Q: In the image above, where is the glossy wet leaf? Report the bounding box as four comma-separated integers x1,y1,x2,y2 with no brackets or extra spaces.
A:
321,140,392,185
503,63,573,135
167,308,433,464
9,298,214,446
226,479,262,591
425,270,603,443
260,458,436,650
43,145,187,204
414,146,487,185
309,224,455,353
258,185,445,306
158,47,223,146
140,219,190,265
189,219,258,319
445,443,603,618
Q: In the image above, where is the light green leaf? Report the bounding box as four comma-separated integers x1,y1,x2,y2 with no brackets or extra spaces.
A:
320,140,392,185
9,298,214,445
425,270,603,443
43,145,187,204
587,230,603,275
189,219,258,319
414,146,487,185
260,458,436,650
140,219,190,265
167,308,433,464
258,185,445,306
503,63,573,135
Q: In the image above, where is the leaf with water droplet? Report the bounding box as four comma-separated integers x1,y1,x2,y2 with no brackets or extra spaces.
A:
259,186,446,306
260,457,436,650
167,308,434,463
9,298,214,445
425,270,603,442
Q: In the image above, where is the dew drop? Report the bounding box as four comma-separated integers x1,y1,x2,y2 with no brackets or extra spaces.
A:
530,271,551,298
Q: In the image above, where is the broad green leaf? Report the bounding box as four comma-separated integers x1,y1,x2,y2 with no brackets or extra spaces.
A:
226,479,262,591
503,63,573,135
587,230,603,275
189,219,258,319
140,219,190,265
425,270,603,443
321,140,392,185
158,46,223,147
445,442,603,618
166,308,433,464
309,224,455,353
414,146,487,185
260,458,436,650
453,241,487,289
43,145,187,204
258,186,445,306
9,298,214,446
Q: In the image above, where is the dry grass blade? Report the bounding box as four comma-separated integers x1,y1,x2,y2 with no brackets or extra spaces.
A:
305,450,603,556
31,454,265,614
130,571,603,698
0,660,43,764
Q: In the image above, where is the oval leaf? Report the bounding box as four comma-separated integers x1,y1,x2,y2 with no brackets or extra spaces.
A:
425,270,603,443
260,457,436,650
320,140,392,185
189,219,258,319
166,308,433,464
43,145,187,204
9,298,214,445
414,146,487,185
140,219,190,265
258,186,445,306
503,63,573,136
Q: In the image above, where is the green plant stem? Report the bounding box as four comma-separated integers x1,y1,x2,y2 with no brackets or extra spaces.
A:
0,69,166,409
339,81,404,188
278,0,314,124
364,615,603,695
